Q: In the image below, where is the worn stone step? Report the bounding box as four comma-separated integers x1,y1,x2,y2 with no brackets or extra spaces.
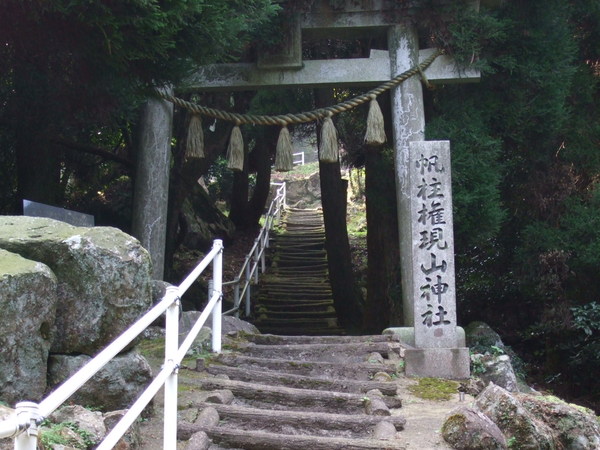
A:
197,423,407,449
256,298,335,307
236,341,403,362
254,301,335,311
180,402,406,438
188,378,402,413
244,334,400,345
212,355,400,381
204,365,399,396
255,309,337,319
253,317,340,330
258,283,331,289
256,325,346,336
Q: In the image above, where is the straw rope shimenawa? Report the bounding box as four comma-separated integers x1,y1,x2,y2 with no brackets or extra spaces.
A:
158,49,443,170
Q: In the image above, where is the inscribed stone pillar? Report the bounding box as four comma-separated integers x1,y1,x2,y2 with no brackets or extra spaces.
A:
388,24,425,326
400,140,469,379
132,89,173,280
409,141,457,348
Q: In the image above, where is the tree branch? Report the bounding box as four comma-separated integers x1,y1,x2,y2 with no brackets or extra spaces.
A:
51,138,132,167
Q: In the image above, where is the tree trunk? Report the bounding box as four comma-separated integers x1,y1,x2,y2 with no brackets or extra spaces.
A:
229,167,250,229
315,88,363,331
247,127,276,225
363,92,402,332
164,108,231,280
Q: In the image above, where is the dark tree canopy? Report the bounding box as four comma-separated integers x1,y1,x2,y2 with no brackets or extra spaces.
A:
0,0,279,211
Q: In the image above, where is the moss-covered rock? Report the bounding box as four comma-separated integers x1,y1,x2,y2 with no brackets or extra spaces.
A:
518,395,600,449
442,406,507,449
475,383,559,449
0,249,57,403
0,216,152,355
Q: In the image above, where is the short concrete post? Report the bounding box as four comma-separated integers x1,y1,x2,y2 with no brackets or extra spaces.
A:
14,402,41,450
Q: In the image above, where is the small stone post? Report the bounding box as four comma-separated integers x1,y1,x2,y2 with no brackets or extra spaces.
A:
132,88,173,280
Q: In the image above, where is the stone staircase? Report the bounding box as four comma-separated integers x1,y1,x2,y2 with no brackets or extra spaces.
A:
253,208,345,335
172,332,408,449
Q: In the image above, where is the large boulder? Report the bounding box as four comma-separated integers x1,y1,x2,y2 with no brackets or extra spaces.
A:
442,406,507,449
470,353,519,393
518,395,600,449
465,321,505,350
475,383,559,449
0,216,152,354
0,249,57,404
284,172,321,208
466,321,529,393
47,349,153,411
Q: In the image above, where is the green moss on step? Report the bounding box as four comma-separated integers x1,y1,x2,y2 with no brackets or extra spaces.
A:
407,377,459,401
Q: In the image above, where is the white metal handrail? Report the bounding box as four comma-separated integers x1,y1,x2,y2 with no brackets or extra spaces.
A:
223,182,286,318
293,152,305,166
0,239,224,450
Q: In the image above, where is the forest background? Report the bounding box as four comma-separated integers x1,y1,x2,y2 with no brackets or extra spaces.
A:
0,0,599,412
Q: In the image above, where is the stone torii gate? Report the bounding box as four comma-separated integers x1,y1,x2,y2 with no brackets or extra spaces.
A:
134,0,480,378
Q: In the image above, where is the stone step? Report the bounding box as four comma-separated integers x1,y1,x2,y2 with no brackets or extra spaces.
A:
212,354,399,381
259,290,331,302
255,207,341,336
187,378,403,413
256,296,335,305
256,325,347,336
255,301,335,311
204,365,399,396
253,317,340,330
255,309,338,319
183,402,406,437
234,341,403,363
245,333,400,345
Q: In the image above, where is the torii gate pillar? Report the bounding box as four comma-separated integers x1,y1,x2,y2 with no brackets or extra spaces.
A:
389,24,425,326
132,89,173,280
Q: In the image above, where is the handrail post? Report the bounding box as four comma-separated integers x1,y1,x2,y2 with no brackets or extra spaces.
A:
261,234,267,273
14,402,41,450
244,258,251,313
253,241,259,283
282,182,287,208
211,239,223,353
163,286,180,450
234,282,240,317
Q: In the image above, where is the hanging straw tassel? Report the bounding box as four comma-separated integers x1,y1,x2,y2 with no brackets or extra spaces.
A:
364,94,386,146
226,123,244,171
185,114,205,159
275,124,294,172
319,112,339,163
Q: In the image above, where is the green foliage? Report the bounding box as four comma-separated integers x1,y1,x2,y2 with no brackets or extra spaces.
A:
40,421,96,449
427,0,600,409
569,302,600,377
207,157,235,203
0,0,280,212
426,102,505,249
